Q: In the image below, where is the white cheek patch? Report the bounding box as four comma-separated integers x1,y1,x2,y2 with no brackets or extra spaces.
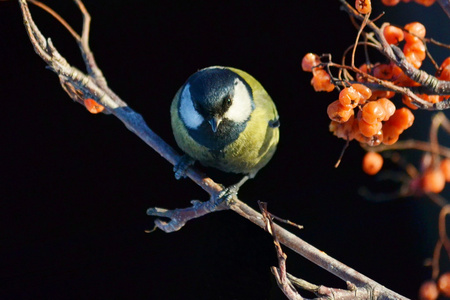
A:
179,83,204,129
224,78,253,123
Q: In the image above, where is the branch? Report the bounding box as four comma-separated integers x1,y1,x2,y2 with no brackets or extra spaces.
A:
18,1,409,299
260,202,406,300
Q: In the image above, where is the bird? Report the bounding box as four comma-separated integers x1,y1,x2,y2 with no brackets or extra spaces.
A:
170,66,279,193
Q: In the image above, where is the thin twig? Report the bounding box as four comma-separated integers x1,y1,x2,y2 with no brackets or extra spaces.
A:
439,205,450,259
27,0,80,40
259,202,303,300
431,240,443,280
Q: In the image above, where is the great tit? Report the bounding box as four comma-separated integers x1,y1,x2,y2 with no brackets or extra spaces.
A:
170,66,279,181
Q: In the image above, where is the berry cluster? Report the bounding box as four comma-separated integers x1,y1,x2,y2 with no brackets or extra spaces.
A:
327,83,414,147
302,53,335,92
419,272,450,300
380,21,450,108
302,19,449,168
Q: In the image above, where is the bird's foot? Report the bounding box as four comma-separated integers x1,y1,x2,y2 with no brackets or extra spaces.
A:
173,155,195,180
216,175,250,204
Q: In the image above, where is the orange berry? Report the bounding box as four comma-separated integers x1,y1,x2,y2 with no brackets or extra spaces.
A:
373,63,393,80
391,64,420,86
358,63,370,72
438,272,450,297
418,94,440,104
362,101,386,124
330,115,357,141
367,131,384,146
358,118,382,137
381,122,401,145
402,95,419,110
441,57,450,70
311,68,335,92
355,0,372,14
388,107,415,130
362,152,383,175
339,86,360,108
377,98,396,121
404,50,424,69
84,98,105,114
414,0,436,6
440,159,450,182
327,100,354,123
368,90,395,101
439,65,450,81
419,280,439,300
404,22,426,44
383,25,405,44
352,83,372,103
302,53,320,72
382,0,401,5
404,41,426,62
422,168,446,193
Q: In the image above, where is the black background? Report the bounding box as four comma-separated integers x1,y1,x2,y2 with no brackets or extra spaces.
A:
1,1,449,299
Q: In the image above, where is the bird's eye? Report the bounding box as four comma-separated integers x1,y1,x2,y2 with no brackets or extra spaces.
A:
224,97,232,107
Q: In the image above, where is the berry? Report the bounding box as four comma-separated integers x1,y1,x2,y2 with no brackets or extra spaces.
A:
377,98,396,121
383,25,404,44
422,168,446,193
440,159,450,182
373,63,393,80
403,40,426,68
362,101,386,124
330,115,356,140
381,122,401,145
404,22,426,44
388,107,415,130
311,68,335,92
327,100,354,123
438,272,450,297
439,64,450,80
302,53,320,72
404,41,426,61
402,95,419,110
418,94,440,104
367,131,384,146
441,57,450,70
381,0,401,6
391,64,420,87
362,152,383,175
414,0,436,6
352,83,372,103
84,98,105,114
419,280,439,300
355,0,372,14
358,118,382,137
339,86,360,108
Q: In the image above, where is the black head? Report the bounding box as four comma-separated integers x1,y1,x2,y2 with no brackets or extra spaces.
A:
178,67,255,150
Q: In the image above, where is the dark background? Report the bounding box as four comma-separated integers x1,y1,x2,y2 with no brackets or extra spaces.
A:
1,1,449,299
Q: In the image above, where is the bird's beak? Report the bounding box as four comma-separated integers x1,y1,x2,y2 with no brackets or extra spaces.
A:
208,116,222,133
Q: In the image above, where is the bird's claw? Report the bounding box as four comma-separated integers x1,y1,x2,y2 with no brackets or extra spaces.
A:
217,184,240,204
173,155,195,180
